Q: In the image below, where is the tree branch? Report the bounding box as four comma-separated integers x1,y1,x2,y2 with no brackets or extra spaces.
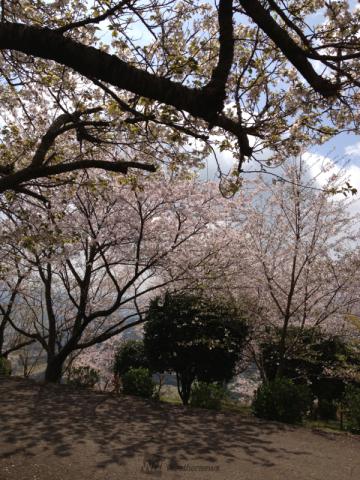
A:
238,0,339,97
204,0,234,115
31,107,102,167
0,23,253,132
56,1,130,34
0,159,156,193
3,338,36,357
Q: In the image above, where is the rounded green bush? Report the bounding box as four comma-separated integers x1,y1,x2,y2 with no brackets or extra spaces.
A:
343,385,360,433
122,367,155,399
252,377,312,424
190,382,227,410
66,365,99,388
0,357,11,376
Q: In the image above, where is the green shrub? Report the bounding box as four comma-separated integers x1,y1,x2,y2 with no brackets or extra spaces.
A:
0,357,11,376
252,377,312,424
343,385,360,433
190,382,227,410
261,328,359,407
66,365,99,388
122,367,155,398
114,340,149,376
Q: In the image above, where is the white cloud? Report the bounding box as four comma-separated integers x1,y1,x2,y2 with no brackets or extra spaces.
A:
345,142,360,157
303,151,360,215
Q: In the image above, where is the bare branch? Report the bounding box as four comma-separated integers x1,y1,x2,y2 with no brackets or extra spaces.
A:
56,0,131,34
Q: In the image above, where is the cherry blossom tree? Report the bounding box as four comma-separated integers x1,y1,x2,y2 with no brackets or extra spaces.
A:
0,1,359,194
229,157,360,377
1,173,233,382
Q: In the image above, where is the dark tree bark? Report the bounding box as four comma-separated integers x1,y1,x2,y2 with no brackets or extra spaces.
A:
44,355,64,383
238,0,339,97
176,371,195,406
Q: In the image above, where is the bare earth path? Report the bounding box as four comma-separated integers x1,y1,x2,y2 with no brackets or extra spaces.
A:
0,378,359,480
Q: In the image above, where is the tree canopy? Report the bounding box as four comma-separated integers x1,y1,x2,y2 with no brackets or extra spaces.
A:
144,292,250,404
0,173,231,382
0,1,360,194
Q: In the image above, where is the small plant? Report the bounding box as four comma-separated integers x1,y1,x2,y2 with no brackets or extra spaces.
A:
343,385,360,433
0,357,11,376
252,377,312,424
190,382,227,410
66,365,99,388
122,367,155,399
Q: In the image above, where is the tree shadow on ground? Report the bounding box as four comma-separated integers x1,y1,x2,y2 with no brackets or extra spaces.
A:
0,377,320,472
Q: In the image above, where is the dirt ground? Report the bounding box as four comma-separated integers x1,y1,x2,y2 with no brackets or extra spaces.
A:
0,377,359,480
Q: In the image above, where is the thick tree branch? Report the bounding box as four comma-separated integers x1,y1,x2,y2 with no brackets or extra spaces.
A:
31,107,103,167
266,0,312,49
77,318,145,349
0,159,156,193
0,23,253,136
204,0,234,115
238,0,339,97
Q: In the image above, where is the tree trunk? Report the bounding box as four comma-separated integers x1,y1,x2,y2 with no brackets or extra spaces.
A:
180,383,191,406
276,346,286,378
44,356,64,383
176,372,193,405
276,318,290,378
0,321,5,357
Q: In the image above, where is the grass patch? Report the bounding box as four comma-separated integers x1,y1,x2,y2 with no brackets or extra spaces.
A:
221,398,252,415
305,419,345,434
159,384,182,405
159,385,252,413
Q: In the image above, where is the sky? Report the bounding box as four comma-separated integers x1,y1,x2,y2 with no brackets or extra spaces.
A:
312,131,360,169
